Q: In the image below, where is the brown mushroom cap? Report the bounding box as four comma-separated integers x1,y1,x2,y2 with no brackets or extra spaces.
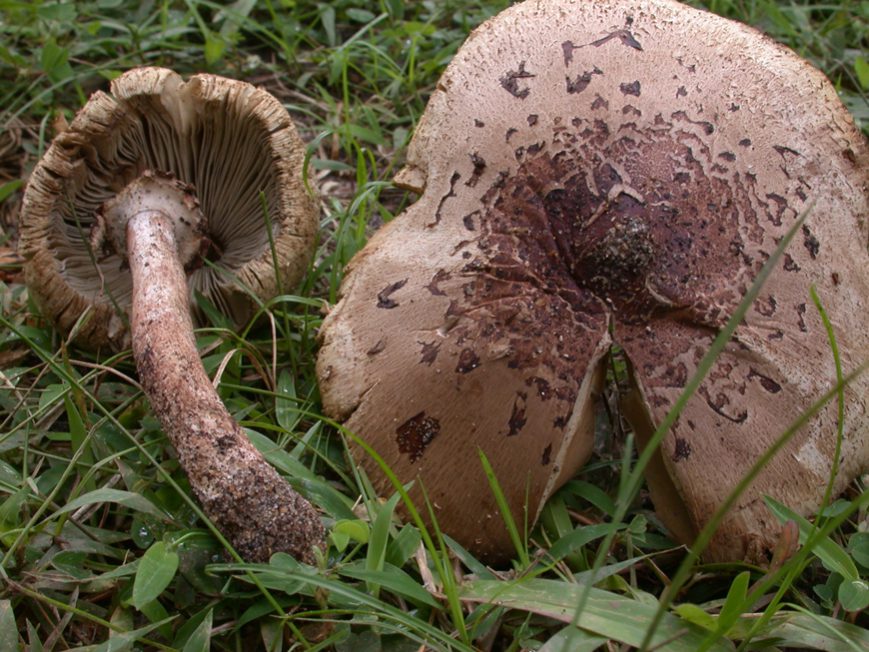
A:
317,0,869,563
20,67,317,349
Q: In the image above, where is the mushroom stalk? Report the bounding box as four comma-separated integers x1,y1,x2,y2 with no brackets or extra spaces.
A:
124,205,323,563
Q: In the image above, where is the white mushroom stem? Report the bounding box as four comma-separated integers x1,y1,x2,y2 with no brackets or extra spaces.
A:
109,176,323,563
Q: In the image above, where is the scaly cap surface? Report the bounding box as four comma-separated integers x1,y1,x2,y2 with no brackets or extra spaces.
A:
318,0,868,562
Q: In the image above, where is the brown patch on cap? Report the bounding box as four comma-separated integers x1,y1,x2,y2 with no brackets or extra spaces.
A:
748,368,783,394
500,61,535,99
506,392,528,436
672,437,692,462
619,80,641,96
801,225,820,259
376,279,408,308
396,412,441,463
566,68,602,94
426,269,451,296
419,341,440,365
367,338,387,356
456,348,481,374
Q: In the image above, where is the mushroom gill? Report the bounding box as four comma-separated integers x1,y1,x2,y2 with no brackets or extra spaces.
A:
21,68,315,350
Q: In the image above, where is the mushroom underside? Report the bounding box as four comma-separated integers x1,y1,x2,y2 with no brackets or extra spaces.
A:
20,68,324,562
21,68,315,350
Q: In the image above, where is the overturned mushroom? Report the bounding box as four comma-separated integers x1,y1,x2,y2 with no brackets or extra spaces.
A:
317,0,868,563
20,68,324,563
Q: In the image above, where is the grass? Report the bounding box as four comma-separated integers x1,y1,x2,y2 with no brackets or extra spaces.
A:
0,0,867,650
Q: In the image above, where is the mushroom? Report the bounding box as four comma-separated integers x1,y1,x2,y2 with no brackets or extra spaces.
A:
316,0,868,563
19,68,324,563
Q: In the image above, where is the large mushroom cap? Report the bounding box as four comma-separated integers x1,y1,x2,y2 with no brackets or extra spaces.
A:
19,67,317,349
317,0,868,562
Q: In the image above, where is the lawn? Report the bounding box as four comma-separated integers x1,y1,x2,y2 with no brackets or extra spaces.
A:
0,1,867,650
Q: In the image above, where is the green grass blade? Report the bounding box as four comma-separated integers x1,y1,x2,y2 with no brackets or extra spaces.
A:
180,608,213,652
53,488,166,519
741,609,869,652
764,497,859,581
809,286,846,518
131,541,180,610
478,449,530,567
460,578,735,652
339,563,440,609
572,206,812,643
0,600,16,652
